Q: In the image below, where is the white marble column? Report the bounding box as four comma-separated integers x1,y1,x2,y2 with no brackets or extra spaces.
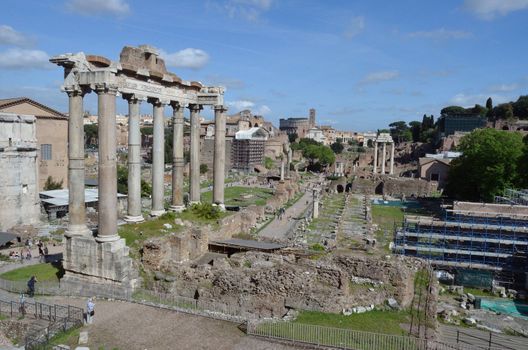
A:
170,102,185,212
95,84,119,242
189,104,202,204
390,142,395,175
280,159,285,180
213,105,227,208
373,141,378,174
150,99,166,216
65,86,91,237
287,148,292,177
124,95,144,223
381,142,386,174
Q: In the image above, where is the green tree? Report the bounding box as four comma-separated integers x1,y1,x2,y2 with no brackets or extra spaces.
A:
485,97,494,121
84,124,98,147
518,135,528,188
493,103,514,120
43,176,63,190
117,165,151,197
288,133,298,143
264,157,274,170
330,140,344,154
441,106,467,116
389,121,411,143
200,164,208,174
409,121,422,142
513,95,528,119
446,129,525,202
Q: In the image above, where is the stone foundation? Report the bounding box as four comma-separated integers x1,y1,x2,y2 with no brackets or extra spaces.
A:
62,235,137,288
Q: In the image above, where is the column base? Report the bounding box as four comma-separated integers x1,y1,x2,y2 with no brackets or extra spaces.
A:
95,234,120,243
124,215,145,223
213,203,225,211
65,224,92,238
150,209,166,217
169,205,185,213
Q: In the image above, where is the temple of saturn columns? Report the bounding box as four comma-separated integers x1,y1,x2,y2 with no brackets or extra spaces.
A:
50,45,226,286
372,132,395,175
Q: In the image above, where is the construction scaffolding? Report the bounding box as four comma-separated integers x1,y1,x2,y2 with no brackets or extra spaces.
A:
393,196,528,288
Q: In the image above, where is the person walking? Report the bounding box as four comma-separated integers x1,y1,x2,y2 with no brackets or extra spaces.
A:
27,276,37,297
19,293,26,317
86,298,95,324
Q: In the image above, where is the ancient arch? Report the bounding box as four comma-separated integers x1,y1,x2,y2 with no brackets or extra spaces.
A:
337,184,344,193
375,182,384,195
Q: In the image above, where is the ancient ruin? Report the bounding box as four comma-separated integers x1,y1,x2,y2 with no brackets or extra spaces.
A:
49,45,227,288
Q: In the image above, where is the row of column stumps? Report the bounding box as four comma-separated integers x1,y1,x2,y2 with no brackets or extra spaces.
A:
372,141,395,175
64,84,227,241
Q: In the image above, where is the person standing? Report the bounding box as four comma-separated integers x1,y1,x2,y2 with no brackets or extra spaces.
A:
86,298,95,324
27,276,37,297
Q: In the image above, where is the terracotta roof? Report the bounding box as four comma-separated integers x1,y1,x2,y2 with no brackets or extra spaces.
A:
0,97,67,119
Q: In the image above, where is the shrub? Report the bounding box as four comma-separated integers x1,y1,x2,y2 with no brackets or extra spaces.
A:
189,202,221,220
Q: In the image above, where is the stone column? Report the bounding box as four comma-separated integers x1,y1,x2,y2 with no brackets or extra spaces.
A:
280,159,285,180
124,95,144,223
381,142,386,174
189,104,202,204
213,105,227,208
390,142,395,175
312,190,319,219
373,141,378,174
287,148,292,177
170,102,185,212
95,84,119,242
64,86,91,237
150,99,166,216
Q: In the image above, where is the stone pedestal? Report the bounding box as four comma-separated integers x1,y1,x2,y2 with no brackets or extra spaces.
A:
62,235,137,288
313,199,319,219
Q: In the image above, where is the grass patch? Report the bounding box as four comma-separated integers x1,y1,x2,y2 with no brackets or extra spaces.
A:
293,310,410,336
201,186,274,207
49,326,82,347
118,212,183,255
0,263,63,282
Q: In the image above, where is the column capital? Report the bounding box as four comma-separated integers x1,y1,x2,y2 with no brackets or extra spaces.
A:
64,85,90,97
214,105,228,112
188,103,203,112
122,93,146,103
94,83,118,95
148,97,170,107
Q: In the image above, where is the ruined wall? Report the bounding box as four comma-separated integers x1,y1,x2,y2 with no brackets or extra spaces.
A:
36,117,68,191
160,252,422,318
352,176,435,197
200,138,232,174
0,113,40,231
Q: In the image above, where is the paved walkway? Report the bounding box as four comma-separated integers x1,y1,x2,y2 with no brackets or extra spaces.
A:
439,324,528,350
258,191,312,241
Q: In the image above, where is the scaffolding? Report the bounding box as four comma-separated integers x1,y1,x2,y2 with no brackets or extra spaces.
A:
393,200,528,288
495,188,528,206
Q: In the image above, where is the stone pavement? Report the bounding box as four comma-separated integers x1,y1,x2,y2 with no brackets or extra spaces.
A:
258,191,312,241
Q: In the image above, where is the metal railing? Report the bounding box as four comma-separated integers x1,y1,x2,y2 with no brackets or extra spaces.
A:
247,321,483,350
0,298,84,350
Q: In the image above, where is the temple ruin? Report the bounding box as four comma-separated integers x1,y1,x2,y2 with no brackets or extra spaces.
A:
50,45,227,288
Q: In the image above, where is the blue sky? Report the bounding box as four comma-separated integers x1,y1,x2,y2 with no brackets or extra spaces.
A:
0,0,527,131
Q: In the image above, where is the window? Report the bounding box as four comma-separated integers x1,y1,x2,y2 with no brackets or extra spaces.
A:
431,173,439,181
41,144,52,160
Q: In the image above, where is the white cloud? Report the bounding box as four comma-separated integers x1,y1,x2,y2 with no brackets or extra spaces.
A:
221,0,273,22
160,48,209,70
66,0,130,17
464,0,528,19
343,16,365,39
205,74,245,89
0,48,50,69
450,93,511,107
408,28,473,40
359,70,399,85
0,25,34,47
488,83,519,92
227,100,271,115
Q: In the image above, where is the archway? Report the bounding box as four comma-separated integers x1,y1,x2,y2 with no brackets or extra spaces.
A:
337,184,344,193
375,182,384,195
345,183,352,192
502,126,509,130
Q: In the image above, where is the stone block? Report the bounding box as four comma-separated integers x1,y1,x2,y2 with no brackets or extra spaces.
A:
78,331,88,344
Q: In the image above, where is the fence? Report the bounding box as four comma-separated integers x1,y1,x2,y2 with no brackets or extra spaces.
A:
247,321,484,350
0,298,84,350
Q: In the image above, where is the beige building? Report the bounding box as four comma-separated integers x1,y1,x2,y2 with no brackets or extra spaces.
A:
418,152,460,189
0,98,68,190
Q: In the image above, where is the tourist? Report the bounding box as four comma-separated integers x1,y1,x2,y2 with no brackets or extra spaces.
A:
44,245,49,257
38,245,44,262
19,293,26,317
86,298,95,324
27,276,37,297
